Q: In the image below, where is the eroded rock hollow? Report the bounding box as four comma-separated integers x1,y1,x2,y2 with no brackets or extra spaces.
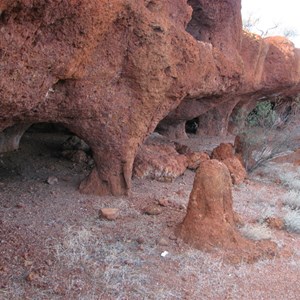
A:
1,0,300,195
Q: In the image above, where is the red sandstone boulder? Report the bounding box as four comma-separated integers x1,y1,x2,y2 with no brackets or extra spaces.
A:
211,143,235,160
133,144,188,182
211,143,246,184
222,157,247,184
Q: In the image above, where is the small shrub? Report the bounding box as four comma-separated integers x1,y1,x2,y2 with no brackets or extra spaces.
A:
280,173,300,191
234,97,300,171
284,209,300,233
282,190,300,209
247,101,277,128
239,223,272,241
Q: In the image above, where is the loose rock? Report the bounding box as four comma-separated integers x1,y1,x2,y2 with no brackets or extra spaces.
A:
61,150,88,163
99,208,119,221
46,176,58,185
157,238,169,246
26,271,39,282
143,204,162,216
158,198,169,207
133,144,187,182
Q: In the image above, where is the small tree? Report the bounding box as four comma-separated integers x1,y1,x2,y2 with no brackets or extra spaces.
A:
243,13,298,40
235,96,300,171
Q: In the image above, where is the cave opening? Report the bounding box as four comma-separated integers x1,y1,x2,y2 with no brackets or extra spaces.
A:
0,122,93,185
185,117,199,134
186,0,211,42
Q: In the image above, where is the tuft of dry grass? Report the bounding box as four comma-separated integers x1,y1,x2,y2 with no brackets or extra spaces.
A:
239,223,273,241
284,209,300,233
282,190,300,209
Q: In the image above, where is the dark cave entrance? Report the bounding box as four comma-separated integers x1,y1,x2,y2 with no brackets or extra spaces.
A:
185,0,212,42
185,118,199,134
0,122,93,184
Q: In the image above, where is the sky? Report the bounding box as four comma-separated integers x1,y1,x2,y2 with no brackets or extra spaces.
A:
241,0,300,47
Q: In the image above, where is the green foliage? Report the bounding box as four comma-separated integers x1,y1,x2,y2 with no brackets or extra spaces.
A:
246,101,277,128
235,96,300,171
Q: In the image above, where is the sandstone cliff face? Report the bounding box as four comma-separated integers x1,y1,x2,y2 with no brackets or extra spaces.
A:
159,31,300,138
0,0,300,196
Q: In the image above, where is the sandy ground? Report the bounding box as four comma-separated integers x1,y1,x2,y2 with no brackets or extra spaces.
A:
1,129,300,299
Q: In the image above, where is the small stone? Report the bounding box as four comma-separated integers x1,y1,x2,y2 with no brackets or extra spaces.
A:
26,271,39,282
143,204,162,215
136,237,145,244
46,176,58,185
157,238,168,246
176,189,185,197
61,150,88,163
61,176,72,182
138,245,144,251
45,260,53,266
0,265,7,273
169,234,177,241
99,208,119,221
158,198,169,207
179,204,186,210
181,276,188,282
15,203,25,209
274,178,282,185
24,260,33,267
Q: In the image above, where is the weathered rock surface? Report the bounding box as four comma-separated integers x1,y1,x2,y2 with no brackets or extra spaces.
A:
133,144,187,182
99,208,119,221
176,159,276,261
0,124,31,153
158,33,300,138
0,0,300,195
222,157,247,184
176,159,240,249
211,143,246,184
61,150,88,164
211,143,235,161
186,151,210,170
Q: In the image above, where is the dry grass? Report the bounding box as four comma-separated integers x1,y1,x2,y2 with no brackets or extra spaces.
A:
239,223,273,241
263,162,300,190
282,190,300,209
284,209,300,233
3,132,300,299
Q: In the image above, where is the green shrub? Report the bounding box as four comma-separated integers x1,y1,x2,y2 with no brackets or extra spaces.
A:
235,96,300,171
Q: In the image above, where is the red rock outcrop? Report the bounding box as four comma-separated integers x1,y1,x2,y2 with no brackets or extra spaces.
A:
176,159,241,249
158,33,300,138
223,157,247,184
211,143,235,160
176,159,276,261
133,144,187,182
0,0,300,195
211,143,246,184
